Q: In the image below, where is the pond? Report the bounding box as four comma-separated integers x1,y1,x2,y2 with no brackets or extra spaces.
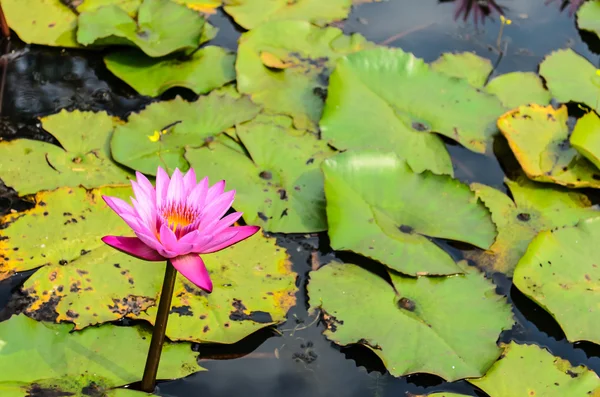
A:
1,0,600,396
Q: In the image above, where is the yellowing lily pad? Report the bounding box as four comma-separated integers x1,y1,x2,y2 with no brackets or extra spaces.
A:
570,111,600,170
322,151,496,275
174,0,221,14
466,177,599,275
0,315,203,395
498,104,600,188
110,90,260,175
431,52,493,88
514,217,600,345
469,342,600,396
185,115,335,233
321,47,505,159
236,20,372,131
77,0,205,57
308,261,514,381
0,110,132,196
539,48,600,112
486,72,551,109
104,46,236,97
223,0,351,30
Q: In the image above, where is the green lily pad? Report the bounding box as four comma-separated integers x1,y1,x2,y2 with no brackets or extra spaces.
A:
236,20,372,131
308,261,514,380
322,151,496,275
2,0,79,47
0,110,132,196
104,46,235,97
430,52,492,88
570,111,600,170
498,104,600,188
577,0,600,41
0,315,203,395
320,47,505,158
0,385,148,397
77,0,205,57
185,115,335,233
0,187,132,281
76,0,142,15
539,48,600,112
469,342,600,396
513,217,600,345
223,0,351,30
486,72,551,109
110,90,260,175
466,177,599,275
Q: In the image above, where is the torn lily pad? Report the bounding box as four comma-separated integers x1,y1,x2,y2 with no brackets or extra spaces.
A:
498,104,600,188
466,177,598,275
308,261,513,381
236,20,372,131
0,110,132,196
539,48,600,112
322,151,496,275
431,52,492,88
570,111,600,170
486,72,551,109
514,217,600,345
321,47,505,160
77,0,205,57
110,91,260,175
104,46,236,97
469,342,600,396
0,315,204,395
185,115,335,233
223,0,351,30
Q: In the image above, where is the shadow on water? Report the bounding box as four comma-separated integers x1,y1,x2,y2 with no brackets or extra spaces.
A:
1,1,600,396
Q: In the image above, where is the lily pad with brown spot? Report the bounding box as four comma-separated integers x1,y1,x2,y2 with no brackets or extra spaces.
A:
469,342,600,396
570,111,600,170
465,176,599,275
185,114,335,233
236,20,372,131
0,109,133,196
498,104,600,188
431,51,493,88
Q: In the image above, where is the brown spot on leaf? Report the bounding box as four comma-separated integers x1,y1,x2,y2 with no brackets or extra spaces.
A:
107,295,155,317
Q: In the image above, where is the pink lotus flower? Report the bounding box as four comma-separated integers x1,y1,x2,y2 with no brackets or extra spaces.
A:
101,167,260,293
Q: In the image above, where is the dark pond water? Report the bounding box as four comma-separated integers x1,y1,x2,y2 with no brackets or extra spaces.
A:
1,1,600,396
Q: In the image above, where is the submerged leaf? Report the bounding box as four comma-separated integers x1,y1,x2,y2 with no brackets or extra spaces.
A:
514,218,600,345
322,151,496,275
485,72,551,109
469,342,600,396
498,104,600,188
466,177,598,275
236,20,372,131
0,110,132,196
431,51,493,88
570,111,600,170
110,91,260,175
308,261,513,381
223,0,351,30
104,46,236,96
185,115,335,233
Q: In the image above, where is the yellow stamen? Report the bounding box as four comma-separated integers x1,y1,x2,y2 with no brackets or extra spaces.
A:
162,204,196,231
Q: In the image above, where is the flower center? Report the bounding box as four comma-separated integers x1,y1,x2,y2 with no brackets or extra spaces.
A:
161,203,198,231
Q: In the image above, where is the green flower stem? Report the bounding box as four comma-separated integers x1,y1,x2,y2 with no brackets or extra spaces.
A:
140,260,177,393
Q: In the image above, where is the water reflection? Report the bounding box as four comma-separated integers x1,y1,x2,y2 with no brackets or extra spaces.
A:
442,0,506,25
545,0,585,15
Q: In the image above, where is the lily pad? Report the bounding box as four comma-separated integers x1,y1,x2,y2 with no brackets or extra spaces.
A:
469,342,600,396
223,0,351,30
412,394,470,397
77,0,205,57
236,20,372,131
577,0,600,41
76,0,142,15
308,261,514,381
185,115,335,233
466,177,599,275
570,111,600,170
498,104,600,188
175,0,222,14
321,151,496,275
0,315,203,395
486,72,551,109
320,47,505,158
430,52,492,88
0,110,132,196
513,217,600,345
110,90,260,175
539,48,600,112
104,46,236,96
2,0,79,47
0,187,132,281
